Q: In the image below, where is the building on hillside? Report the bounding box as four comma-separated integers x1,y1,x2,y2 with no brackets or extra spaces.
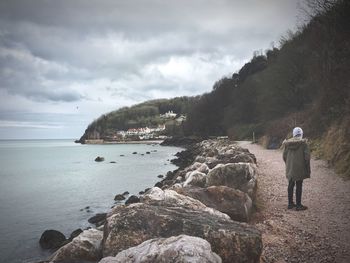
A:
160,110,177,119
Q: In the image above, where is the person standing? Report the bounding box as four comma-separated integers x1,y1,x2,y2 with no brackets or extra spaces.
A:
282,127,311,211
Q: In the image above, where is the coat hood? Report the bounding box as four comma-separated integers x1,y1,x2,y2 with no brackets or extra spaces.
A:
282,138,307,150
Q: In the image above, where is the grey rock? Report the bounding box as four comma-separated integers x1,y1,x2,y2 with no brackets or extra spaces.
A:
49,229,103,262
102,203,262,263
176,186,253,222
99,235,221,263
206,163,257,199
39,230,66,249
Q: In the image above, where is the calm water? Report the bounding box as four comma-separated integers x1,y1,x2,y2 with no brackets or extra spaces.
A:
0,140,181,263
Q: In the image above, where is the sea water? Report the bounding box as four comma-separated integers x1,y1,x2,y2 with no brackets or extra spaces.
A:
0,140,181,263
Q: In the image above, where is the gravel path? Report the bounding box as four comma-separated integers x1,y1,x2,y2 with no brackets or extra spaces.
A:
238,141,350,263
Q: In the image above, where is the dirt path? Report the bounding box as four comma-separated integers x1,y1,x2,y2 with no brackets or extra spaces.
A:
238,141,350,263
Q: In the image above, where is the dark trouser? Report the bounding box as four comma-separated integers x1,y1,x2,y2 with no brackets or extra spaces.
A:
288,179,303,206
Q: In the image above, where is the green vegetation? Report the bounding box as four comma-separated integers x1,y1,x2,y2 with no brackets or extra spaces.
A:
183,0,349,176
79,97,196,141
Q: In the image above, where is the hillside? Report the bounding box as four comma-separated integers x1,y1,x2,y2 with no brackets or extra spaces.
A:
183,0,349,176
78,96,196,142
79,0,349,176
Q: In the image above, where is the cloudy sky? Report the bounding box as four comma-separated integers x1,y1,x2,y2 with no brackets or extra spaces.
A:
0,0,304,139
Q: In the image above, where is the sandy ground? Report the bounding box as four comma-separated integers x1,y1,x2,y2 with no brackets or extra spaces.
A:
238,141,350,263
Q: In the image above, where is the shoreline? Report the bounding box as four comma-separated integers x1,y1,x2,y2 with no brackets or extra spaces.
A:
40,138,262,263
83,139,164,145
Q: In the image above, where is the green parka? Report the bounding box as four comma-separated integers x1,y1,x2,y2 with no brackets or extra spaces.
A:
282,138,311,181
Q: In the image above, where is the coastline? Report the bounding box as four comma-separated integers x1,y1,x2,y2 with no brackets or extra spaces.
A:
40,138,263,263
83,139,164,145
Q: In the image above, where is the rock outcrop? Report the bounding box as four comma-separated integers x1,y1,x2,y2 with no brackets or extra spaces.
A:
99,235,222,263
49,229,103,262
102,203,262,263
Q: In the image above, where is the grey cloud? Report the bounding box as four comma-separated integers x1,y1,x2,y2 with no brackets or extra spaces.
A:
0,0,303,138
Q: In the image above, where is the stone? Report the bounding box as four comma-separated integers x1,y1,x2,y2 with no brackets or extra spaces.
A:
186,162,209,174
110,161,116,163
88,213,107,226
157,174,164,178
69,229,83,241
183,171,206,187
102,203,262,263
49,229,103,262
122,191,129,196
39,230,66,249
141,187,229,220
99,235,221,263
146,152,151,154
95,156,105,162
114,194,126,201
132,152,137,154
176,186,253,222
206,163,257,198
125,195,140,205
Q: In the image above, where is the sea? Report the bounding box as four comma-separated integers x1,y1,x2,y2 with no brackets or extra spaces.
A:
0,139,182,263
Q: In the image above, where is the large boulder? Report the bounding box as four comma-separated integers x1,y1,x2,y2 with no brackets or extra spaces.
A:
49,229,103,262
99,235,221,263
140,187,229,220
102,203,262,263
186,162,209,174
39,230,66,249
183,171,206,187
175,186,253,222
206,163,257,199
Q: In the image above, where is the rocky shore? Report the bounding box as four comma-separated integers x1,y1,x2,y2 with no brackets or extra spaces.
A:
39,138,262,263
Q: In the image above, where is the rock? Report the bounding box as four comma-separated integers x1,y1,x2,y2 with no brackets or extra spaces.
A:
144,188,151,193
120,154,125,157
132,152,137,154
157,174,164,178
102,203,262,263
122,191,129,196
95,156,105,162
187,162,209,174
110,161,116,163
160,136,203,147
69,229,83,241
176,186,253,222
125,195,140,205
114,194,126,201
139,191,145,195
146,152,151,154
85,206,90,209
141,187,229,220
183,171,206,187
165,171,176,180
154,181,163,188
88,213,107,226
39,230,66,249
216,153,256,165
99,235,221,263
49,229,103,262
206,163,257,198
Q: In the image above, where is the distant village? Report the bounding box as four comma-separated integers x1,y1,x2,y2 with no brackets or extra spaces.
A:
104,111,186,142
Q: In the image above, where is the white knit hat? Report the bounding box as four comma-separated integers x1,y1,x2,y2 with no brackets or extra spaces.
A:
293,127,303,138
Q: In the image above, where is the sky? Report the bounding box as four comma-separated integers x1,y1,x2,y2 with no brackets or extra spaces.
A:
0,0,305,139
